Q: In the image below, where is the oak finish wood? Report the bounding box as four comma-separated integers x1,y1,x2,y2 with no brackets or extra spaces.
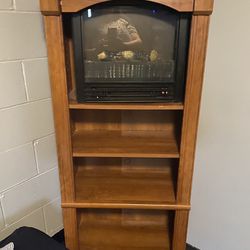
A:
43,16,75,202
63,208,79,250
177,15,210,204
74,158,177,206
61,0,194,13
44,15,78,249
40,0,214,14
78,209,172,249
194,0,214,14
39,0,60,15
72,110,180,132
63,22,77,93
72,130,180,158
71,110,181,158
63,202,190,210
172,211,189,250
69,101,184,111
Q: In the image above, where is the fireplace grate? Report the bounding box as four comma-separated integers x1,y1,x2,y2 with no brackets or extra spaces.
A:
84,60,175,82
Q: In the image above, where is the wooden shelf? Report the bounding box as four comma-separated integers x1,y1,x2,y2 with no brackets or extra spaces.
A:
70,158,179,209
69,101,184,111
72,130,180,158
78,209,172,250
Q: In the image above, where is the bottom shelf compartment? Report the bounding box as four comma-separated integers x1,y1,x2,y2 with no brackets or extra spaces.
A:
78,209,173,250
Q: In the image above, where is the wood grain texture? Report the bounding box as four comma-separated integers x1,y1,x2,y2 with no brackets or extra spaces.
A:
74,158,177,207
71,110,181,157
43,16,75,202
72,110,180,132
172,210,189,250
62,202,190,210
61,0,194,13
78,209,172,249
64,28,77,94
72,130,180,158
69,101,184,111
177,15,211,204
194,0,214,14
63,208,79,250
40,0,60,15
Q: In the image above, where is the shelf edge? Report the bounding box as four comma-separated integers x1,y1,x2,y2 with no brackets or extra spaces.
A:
62,202,191,210
69,103,184,111
72,153,180,158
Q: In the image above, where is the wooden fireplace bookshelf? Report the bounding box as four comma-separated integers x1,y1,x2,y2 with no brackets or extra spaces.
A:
40,0,213,249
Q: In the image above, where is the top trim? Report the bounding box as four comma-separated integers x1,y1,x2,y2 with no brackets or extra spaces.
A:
194,0,214,15
40,0,213,15
40,0,61,15
61,0,194,12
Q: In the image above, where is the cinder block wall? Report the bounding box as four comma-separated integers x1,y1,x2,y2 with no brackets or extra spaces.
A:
0,0,63,240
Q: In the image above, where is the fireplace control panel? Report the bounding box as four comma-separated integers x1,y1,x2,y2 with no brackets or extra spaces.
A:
81,86,175,102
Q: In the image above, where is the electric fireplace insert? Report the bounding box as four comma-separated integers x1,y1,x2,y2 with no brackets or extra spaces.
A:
71,2,191,102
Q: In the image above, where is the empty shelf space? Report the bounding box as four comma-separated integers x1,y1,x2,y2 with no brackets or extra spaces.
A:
73,158,177,209
72,130,179,158
78,209,173,250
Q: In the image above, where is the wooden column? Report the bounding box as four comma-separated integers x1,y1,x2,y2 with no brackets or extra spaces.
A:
173,210,189,250
173,13,211,250
177,14,211,205
63,208,79,250
42,2,79,248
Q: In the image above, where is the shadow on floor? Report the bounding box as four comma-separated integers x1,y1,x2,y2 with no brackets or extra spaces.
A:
53,230,200,250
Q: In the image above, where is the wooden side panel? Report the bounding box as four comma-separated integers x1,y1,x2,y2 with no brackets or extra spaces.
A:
43,16,75,202
61,0,194,13
177,15,211,204
63,208,79,250
172,210,189,250
40,0,61,15
194,0,214,14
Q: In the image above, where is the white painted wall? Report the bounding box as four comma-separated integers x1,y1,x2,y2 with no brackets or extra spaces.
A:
188,0,250,249
0,0,63,240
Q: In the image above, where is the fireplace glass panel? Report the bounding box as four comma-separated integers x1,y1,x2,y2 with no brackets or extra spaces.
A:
81,4,178,83
71,2,190,102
